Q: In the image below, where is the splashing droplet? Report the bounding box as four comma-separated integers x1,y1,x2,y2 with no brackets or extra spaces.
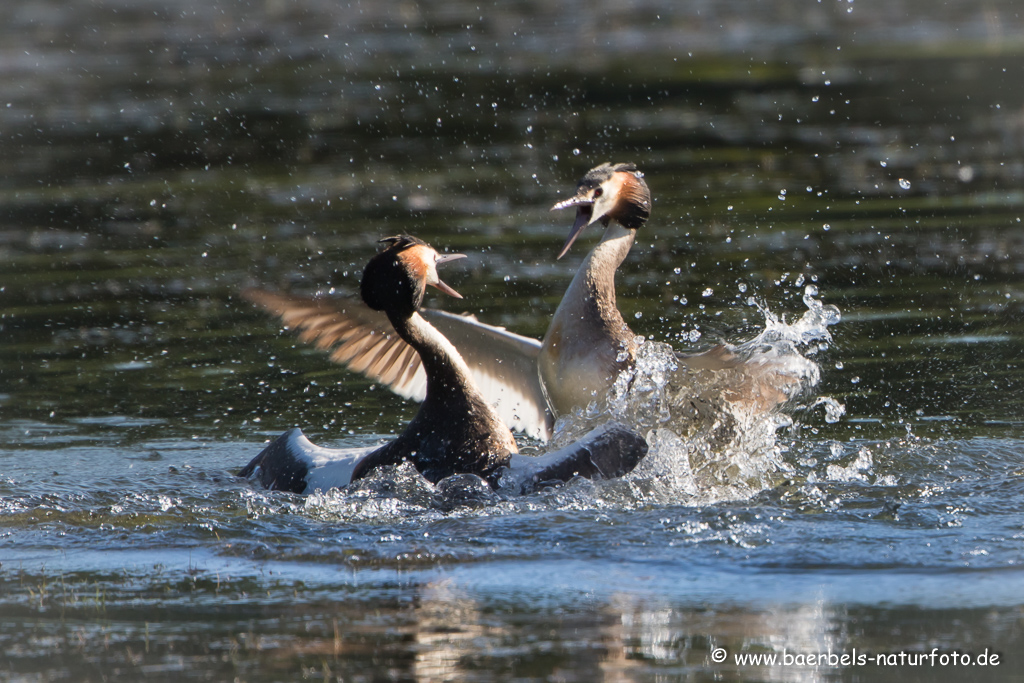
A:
812,397,847,424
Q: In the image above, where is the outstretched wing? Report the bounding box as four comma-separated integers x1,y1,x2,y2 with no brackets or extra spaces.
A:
423,308,552,440
242,289,554,440
243,289,429,400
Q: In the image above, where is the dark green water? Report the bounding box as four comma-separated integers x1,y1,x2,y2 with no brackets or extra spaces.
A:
3,1,1024,681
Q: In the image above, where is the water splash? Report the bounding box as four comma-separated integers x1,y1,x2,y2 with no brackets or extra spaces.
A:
546,285,843,505
250,288,844,516
303,462,439,522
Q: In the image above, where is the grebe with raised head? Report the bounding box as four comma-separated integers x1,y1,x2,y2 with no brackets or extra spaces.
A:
240,235,648,494
243,163,799,442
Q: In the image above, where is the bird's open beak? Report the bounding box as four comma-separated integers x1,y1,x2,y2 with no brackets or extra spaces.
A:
431,252,466,298
551,195,596,260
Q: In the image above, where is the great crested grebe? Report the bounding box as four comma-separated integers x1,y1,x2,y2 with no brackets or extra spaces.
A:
243,162,792,442
538,161,650,415
239,235,648,494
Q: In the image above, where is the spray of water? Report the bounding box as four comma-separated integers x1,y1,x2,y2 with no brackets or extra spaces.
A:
285,286,843,518
542,285,843,505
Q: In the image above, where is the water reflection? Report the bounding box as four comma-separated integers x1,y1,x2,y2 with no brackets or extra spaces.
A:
607,594,842,683
1,556,1018,682
408,580,489,681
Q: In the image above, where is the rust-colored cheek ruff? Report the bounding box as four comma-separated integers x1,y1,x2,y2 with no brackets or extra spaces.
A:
399,244,433,283
611,171,651,229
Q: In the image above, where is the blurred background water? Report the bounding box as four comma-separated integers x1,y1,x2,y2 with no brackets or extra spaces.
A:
2,1,1024,681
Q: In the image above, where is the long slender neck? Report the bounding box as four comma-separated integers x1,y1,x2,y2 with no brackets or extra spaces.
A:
353,304,517,484
561,221,636,335
387,309,477,402
538,221,638,414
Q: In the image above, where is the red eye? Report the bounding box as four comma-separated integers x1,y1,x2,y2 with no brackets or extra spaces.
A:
593,188,603,198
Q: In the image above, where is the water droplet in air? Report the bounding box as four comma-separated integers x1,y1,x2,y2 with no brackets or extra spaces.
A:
899,178,911,190
813,397,847,424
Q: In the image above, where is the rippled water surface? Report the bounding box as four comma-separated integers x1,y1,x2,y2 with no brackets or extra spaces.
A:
3,1,1024,681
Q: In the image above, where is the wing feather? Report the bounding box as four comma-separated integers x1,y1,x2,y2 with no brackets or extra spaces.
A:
243,289,554,439
423,309,552,439
243,289,429,402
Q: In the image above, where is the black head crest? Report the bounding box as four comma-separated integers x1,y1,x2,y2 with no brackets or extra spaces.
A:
361,235,427,316
377,234,428,252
